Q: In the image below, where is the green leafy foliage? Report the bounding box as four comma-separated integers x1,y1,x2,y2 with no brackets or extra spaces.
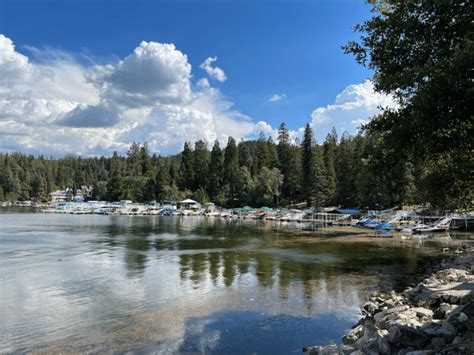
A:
344,0,473,210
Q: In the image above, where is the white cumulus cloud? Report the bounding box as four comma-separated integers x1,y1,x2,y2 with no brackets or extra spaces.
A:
269,93,286,102
196,78,210,89
309,80,397,141
0,34,397,156
0,34,263,156
199,56,227,82
96,41,192,105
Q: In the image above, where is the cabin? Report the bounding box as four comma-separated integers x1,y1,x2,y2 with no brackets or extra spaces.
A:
50,188,73,203
204,202,218,213
74,186,93,202
162,200,178,210
179,199,201,210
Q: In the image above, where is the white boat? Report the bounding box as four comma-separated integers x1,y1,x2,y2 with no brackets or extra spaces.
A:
413,216,452,233
206,211,221,217
286,209,305,221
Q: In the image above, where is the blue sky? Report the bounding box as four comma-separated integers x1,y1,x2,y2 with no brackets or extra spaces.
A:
0,0,394,155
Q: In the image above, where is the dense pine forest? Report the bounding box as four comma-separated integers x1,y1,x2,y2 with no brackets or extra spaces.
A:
0,122,470,210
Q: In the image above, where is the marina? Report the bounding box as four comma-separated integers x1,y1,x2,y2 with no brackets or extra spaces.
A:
10,199,470,234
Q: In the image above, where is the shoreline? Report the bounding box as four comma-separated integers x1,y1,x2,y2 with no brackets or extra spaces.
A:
303,246,474,354
1,208,472,250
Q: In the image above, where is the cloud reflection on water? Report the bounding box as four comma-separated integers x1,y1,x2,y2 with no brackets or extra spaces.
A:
0,213,438,353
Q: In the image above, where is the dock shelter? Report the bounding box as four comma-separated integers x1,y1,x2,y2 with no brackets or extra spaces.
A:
330,209,362,217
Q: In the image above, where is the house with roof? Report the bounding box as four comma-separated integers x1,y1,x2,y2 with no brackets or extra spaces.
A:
50,188,73,203
179,199,201,210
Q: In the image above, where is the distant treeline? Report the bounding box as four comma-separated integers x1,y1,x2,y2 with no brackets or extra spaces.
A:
0,122,469,210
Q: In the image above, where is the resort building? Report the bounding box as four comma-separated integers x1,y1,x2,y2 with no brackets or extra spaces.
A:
50,188,73,203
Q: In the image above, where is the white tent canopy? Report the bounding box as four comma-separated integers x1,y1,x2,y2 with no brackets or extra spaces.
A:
180,199,198,204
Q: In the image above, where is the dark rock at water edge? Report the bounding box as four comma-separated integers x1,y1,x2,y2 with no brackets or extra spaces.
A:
303,247,474,354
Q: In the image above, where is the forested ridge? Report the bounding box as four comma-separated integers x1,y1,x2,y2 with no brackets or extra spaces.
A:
0,123,467,210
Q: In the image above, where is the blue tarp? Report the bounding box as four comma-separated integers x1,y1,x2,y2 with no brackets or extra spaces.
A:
333,209,362,215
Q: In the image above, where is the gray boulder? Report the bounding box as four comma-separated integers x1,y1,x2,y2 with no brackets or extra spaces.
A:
388,325,430,348
342,325,364,345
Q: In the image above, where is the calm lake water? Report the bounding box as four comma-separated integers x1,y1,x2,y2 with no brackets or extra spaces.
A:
0,212,449,353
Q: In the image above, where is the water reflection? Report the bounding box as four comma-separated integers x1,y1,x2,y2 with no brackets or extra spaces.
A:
171,242,425,294
0,213,458,353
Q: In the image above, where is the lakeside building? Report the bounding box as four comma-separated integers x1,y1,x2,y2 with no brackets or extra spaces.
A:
162,200,178,210
74,186,94,202
50,188,73,203
179,199,201,210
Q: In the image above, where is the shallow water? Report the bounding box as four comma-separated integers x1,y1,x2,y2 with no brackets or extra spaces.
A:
0,213,446,353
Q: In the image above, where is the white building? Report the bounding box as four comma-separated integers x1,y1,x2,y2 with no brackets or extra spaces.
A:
179,199,201,210
50,188,73,203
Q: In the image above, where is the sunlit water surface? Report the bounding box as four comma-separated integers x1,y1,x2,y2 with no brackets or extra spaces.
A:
0,213,449,353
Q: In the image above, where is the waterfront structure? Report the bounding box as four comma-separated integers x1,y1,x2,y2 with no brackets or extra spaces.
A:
50,188,73,203
179,199,201,210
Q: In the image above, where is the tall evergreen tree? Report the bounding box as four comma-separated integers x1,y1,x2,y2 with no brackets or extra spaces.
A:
193,140,209,191
277,122,300,203
312,143,327,207
180,142,195,191
127,142,142,177
255,132,269,172
208,140,223,199
301,124,326,207
238,140,252,170
140,143,153,176
155,163,171,201
224,137,239,203
266,137,279,169
301,124,315,206
323,128,337,205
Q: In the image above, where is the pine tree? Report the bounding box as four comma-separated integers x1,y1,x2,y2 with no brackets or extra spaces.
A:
169,159,182,189
106,172,122,201
255,132,269,172
238,140,252,169
224,137,239,203
301,124,315,206
301,124,327,207
266,137,279,168
312,144,327,207
323,128,337,205
180,142,195,191
193,140,209,191
32,174,47,201
208,140,223,199
127,142,142,177
140,143,153,176
277,122,292,201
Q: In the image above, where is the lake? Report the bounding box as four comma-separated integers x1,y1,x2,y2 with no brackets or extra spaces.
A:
0,212,450,353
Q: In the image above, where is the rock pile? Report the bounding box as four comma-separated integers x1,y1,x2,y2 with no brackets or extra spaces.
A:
304,249,474,354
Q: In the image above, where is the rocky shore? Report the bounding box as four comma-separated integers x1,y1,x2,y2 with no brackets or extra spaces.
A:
304,245,474,354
